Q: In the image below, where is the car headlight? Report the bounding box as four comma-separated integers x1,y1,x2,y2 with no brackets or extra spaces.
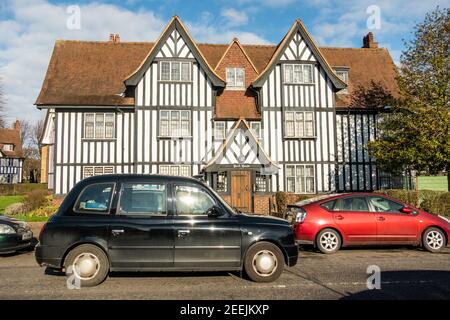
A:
0,224,16,234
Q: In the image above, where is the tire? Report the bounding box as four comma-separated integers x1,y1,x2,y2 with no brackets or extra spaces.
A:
316,228,341,254
64,244,109,287
244,241,285,283
422,227,446,253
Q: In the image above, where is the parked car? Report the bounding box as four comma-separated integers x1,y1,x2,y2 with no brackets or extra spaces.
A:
0,215,33,254
290,193,450,254
35,174,298,287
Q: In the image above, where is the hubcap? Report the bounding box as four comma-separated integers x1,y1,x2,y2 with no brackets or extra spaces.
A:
320,232,339,251
72,253,100,280
426,231,444,250
252,250,278,277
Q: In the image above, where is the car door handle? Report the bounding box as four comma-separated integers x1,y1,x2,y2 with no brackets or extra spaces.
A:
178,230,190,237
335,215,344,220
111,229,124,236
377,217,386,221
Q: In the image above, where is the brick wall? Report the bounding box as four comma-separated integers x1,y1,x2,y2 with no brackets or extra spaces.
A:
254,194,271,215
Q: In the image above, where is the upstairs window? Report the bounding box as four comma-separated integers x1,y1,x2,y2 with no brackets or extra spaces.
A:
84,113,115,139
284,64,314,84
159,165,191,177
2,144,14,152
250,122,261,139
226,67,245,89
159,110,191,137
335,68,349,93
160,61,191,82
286,165,315,194
284,111,314,138
214,122,226,140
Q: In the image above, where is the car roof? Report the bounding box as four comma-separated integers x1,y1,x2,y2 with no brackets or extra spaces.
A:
294,192,384,206
80,174,203,184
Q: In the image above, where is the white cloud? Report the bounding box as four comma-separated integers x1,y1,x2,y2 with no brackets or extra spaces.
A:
221,8,248,26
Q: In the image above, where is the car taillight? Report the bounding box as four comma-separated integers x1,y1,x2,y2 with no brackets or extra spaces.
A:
295,208,307,223
39,223,47,243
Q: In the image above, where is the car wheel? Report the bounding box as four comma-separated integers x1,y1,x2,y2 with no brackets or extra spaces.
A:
316,228,341,254
64,244,109,287
244,242,284,283
422,228,446,253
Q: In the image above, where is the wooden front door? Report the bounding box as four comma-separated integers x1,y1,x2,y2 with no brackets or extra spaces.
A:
231,171,252,212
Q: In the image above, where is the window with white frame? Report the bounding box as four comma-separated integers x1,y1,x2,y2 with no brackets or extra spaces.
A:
159,165,191,177
83,166,114,179
216,172,228,193
226,67,245,89
284,64,314,84
335,68,349,93
285,165,315,194
2,144,14,152
84,113,115,139
255,172,270,192
250,122,261,139
284,111,314,138
160,61,191,82
214,121,226,140
159,110,191,137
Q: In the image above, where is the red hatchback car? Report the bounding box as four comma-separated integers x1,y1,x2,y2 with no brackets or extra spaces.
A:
291,193,450,254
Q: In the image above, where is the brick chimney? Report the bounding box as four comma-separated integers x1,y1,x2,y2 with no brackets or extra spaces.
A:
13,119,20,131
362,32,378,48
109,33,120,43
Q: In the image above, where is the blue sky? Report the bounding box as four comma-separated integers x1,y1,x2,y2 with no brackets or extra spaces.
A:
0,0,448,124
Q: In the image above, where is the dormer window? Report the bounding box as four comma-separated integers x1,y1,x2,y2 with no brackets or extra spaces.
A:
160,61,191,82
2,144,14,152
334,67,349,93
226,67,245,89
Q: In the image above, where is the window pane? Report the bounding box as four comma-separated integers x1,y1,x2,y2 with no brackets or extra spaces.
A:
255,173,268,192
159,165,169,175
94,167,104,176
303,65,313,83
181,62,190,81
295,112,304,137
286,177,295,193
216,172,227,192
368,197,404,213
286,165,295,177
171,111,180,136
171,166,179,176
226,68,235,86
285,65,293,83
95,114,104,138
105,113,115,138
161,62,170,81
339,197,369,211
181,120,190,136
171,62,180,81
75,183,114,213
84,114,95,139
119,183,166,216
83,167,94,178
236,68,245,87
160,111,169,119
180,166,190,177
321,200,336,211
160,119,169,136
175,185,215,215
104,167,114,174
251,122,261,138
294,65,303,83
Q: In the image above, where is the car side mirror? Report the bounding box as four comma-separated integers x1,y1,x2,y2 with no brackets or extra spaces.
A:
207,205,223,218
401,206,413,214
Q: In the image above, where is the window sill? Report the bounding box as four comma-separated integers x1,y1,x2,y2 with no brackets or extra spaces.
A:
82,138,117,142
157,136,193,140
158,80,193,84
225,87,246,91
283,82,315,86
283,136,317,140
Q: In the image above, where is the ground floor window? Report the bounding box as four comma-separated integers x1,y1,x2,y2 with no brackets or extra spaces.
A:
215,172,228,193
83,166,114,179
159,165,191,177
286,164,315,194
255,172,270,192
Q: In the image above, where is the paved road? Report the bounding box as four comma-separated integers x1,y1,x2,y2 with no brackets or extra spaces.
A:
1,240,449,300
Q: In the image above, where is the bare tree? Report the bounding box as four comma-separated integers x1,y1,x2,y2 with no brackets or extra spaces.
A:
0,74,5,128
32,118,45,148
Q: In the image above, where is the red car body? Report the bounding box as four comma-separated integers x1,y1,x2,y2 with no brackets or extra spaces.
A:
293,193,450,251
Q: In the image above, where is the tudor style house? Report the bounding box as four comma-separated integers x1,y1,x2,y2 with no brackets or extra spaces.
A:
36,16,404,213
0,120,23,184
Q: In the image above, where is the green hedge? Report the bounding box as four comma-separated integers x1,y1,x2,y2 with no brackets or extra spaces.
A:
0,183,47,196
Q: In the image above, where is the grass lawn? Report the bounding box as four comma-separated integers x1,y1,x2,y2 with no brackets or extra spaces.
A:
0,195,25,214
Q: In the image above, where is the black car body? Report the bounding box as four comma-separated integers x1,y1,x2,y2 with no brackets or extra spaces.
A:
36,174,298,286
0,215,33,254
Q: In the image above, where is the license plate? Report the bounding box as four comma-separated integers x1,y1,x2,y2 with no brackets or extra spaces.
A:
22,231,32,241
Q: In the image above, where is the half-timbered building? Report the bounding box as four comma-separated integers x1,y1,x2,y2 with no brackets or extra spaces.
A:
0,120,23,184
37,16,406,213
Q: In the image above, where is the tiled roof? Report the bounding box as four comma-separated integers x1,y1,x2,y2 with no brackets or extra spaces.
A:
36,39,398,110
0,128,23,158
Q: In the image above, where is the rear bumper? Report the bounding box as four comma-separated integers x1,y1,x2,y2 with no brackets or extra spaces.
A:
284,244,299,267
35,244,63,268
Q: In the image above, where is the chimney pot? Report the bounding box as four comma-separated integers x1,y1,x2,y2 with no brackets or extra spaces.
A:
114,34,120,43
363,32,378,48
109,33,115,42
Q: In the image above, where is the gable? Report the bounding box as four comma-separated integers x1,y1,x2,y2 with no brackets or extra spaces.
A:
125,16,225,87
280,31,316,62
252,19,346,90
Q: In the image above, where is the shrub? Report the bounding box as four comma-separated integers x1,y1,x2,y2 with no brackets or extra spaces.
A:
23,189,50,211
4,202,27,215
375,189,420,207
275,192,315,216
0,183,47,196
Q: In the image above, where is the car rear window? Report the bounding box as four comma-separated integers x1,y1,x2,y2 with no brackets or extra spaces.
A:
74,183,115,214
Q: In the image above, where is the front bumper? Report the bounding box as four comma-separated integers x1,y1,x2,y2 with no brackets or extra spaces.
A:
0,233,32,253
35,244,63,268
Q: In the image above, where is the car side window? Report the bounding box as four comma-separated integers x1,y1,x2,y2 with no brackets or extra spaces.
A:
321,200,337,211
118,183,167,216
334,197,369,212
175,185,216,216
74,183,115,213
368,196,404,213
